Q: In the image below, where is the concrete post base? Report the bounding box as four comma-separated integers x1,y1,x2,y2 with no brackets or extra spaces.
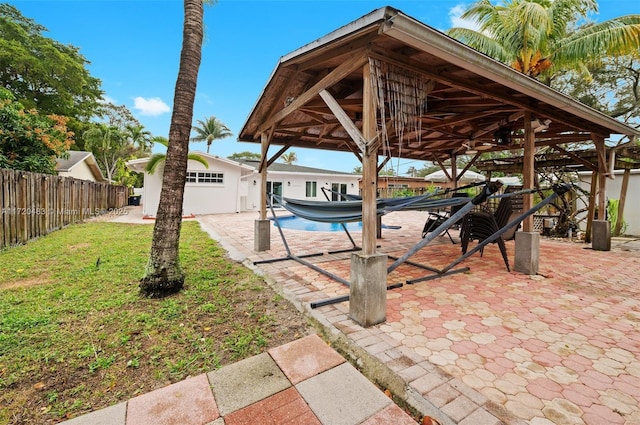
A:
349,252,387,327
592,220,611,251
514,231,540,275
254,219,271,252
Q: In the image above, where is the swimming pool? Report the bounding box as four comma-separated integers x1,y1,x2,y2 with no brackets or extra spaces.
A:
271,215,362,232
270,215,400,232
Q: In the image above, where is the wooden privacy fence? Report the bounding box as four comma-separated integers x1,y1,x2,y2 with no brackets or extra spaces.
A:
1,168,128,250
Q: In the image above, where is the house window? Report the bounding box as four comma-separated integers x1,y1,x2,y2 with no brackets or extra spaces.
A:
186,171,223,184
305,181,317,197
198,172,223,183
186,172,197,183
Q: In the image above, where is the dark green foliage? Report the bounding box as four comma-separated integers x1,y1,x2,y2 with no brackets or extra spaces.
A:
0,4,103,120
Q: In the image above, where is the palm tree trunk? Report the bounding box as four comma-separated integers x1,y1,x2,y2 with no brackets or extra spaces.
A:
140,0,204,298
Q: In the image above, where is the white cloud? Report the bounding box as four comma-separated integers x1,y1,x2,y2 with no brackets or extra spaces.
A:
449,4,481,31
133,97,170,116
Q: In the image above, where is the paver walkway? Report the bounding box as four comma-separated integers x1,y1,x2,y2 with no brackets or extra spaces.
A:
60,334,417,425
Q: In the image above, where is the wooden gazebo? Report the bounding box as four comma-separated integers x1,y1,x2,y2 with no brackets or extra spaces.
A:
475,145,640,238
239,7,640,326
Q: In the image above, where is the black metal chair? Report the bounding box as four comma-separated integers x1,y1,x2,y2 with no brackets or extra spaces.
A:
421,192,470,243
459,196,513,271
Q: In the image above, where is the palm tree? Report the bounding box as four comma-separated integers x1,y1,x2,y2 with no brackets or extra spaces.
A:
125,124,152,154
144,136,208,174
447,0,640,80
190,115,232,153
280,151,298,164
83,124,128,182
140,0,206,298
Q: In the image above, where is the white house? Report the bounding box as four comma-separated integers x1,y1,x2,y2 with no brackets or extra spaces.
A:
126,154,361,217
577,169,640,236
55,151,107,183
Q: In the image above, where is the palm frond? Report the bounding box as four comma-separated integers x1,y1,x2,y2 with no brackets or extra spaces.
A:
187,153,209,168
447,27,510,63
554,16,640,64
151,136,169,148
145,153,166,174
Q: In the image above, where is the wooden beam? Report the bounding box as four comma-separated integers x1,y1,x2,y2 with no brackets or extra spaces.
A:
471,111,524,139
284,29,378,71
362,61,378,255
551,145,597,172
266,144,291,167
346,143,363,163
428,110,496,129
377,155,391,173
614,168,630,236
432,155,450,180
257,50,368,134
369,50,590,133
451,154,458,189
593,133,607,220
319,89,367,153
257,127,274,173
260,133,269,220
585,171,598,242
458,153,481,180
522,111,535,232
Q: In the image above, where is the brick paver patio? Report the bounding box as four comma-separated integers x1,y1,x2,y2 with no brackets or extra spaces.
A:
199,210,640,425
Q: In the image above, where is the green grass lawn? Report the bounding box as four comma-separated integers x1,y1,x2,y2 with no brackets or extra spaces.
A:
0,221,310,424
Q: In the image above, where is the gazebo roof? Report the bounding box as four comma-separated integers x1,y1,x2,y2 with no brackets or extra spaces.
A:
474,145,640,174
239,6,639,162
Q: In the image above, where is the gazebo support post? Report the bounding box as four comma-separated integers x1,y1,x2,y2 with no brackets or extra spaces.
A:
585,171,598,243
350,62,387,327
451,154,458,189
254,132,271,252
614,168,630,236
515,111,540,274
592,133,611,251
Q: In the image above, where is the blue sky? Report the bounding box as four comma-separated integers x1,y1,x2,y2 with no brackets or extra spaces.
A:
11,0,640,174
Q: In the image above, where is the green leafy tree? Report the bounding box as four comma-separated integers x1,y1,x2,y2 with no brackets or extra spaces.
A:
190,115,232,153
416,162,444,178
447,0,640,81
0,4,102,120
227,151,261,161
379,166,396,176
0,87,73,173
140,0,209,298
553,53,640,129
83,123,132,182
280,151,298,164
97,102,141,130
144,136,208,174
70,102,141,152
113,158,138,188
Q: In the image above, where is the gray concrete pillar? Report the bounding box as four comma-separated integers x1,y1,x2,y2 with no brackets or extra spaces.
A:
514,231,539,275
254,219,271,252
349,252,387,327
592,220,611,251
